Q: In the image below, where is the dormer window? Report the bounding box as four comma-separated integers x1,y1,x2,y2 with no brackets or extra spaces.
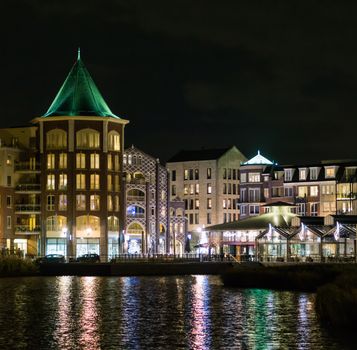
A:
325,166,335,178
310,167,318,180
284,169,293,181
299,168,307,180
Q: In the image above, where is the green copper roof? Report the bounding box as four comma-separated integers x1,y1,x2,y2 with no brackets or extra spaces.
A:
42,50,118,118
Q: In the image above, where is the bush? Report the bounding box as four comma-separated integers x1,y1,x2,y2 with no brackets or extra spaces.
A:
0,256,38,276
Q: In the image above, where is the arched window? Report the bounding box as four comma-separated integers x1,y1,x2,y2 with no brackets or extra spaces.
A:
108,216,119,231
76,215,100,237
46,129,67,149
127,189,145,201
46,215,67,233
127,222,144,235
108,131,120,151
76,129,100,149
127,205,145,218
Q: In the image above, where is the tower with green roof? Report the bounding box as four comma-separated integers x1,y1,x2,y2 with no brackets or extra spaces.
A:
32,51,129,260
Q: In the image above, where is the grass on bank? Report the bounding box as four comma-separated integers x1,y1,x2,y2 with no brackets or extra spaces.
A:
0,256,38,276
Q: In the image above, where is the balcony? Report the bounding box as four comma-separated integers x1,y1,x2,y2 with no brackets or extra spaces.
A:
127,195,145,202
337,193,357,200
127,213,145,219
15,225,41,235
15,204,41,214
15,162,40,173
15,184,41,193
127,178,146,185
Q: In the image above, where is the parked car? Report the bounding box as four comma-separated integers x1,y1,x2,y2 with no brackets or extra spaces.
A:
39,254,65,264
76,253,100,263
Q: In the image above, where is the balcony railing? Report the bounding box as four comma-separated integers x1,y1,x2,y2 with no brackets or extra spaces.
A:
15,162,40,172
15,225,41,234
127,179,146,185
337,193,357,200
15,184,41,192
127,213,145,219
127,195,145,202
15,204,41,212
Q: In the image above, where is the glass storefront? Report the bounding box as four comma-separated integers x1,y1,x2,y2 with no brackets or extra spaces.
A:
76,238,100,257
108,237,119,259
46,238,66,256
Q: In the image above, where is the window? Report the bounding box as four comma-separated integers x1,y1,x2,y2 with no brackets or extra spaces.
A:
46,129,67,149
325,167,335,178
7,216,11,229
195,199,199,209
76,153,86,169
310,168,318,180
223,183,227,194
284,187,294,197
108,196,113,211
59,153,67,168
90,174,100,190
184,185,189,195
171,170,176,181
6,195,12,208
47,154,55,169
311,203,318,216
298,186,308,197
322,185,334,195
233,184,236,194
115,196,119,211
108,131,120,151
207,168,211,179
228,169,232,180
107,175,113,191
240,205,247,215
223,199,227,209
108,154,113,170
264,207,271,213
264,188,269,198
115,175,119,192
7,176,11,187
297,203,306,215
240,173,247,183
189,214,194,225
6,155,12,166
184,169,189,180
207,198,212,209
59,174,67,190
207,183,212,194
194,213,199,224
195,184,199,194
310,186,319,197
189,199,194,209
76,194,86,210
299,168,307,180
207,213,211,225
233,169,236,180
76,129,100,148
248,188,260,202
90,195,100,210
47,195,55,211
189,184,194,195
59,194,67,211
90,153,100,169
223,168,227,179
272,187,283,197
284,169,293,181
248,173,260,182
249,205,260,215
47,174,55,190
240,189,247,202
189,169,194,180
114,155,119,171
171,185,176,196
76,174,86,190
194,169,199,180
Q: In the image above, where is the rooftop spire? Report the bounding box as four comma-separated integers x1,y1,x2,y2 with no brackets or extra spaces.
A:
77,47,81,60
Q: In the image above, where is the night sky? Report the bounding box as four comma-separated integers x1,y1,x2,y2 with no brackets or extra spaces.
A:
1,1,356,164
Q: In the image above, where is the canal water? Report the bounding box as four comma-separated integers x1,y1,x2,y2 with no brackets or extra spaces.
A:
0,275,351,349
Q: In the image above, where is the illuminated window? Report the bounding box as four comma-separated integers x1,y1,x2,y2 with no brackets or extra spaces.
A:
115,175,119,192
59,174,67,190
207,183,212,194
123,154,127,165
90,195,100,210
47,154,55,169
76,129,100,149
90,174,100,190
90,153,100,169
325,167,335,178
184,169,189,180
248,173,260,182
47,195,55,211
195,184,199,194
59,153,67,169
114,155,119,171
184,185,189,195
108,216,119,231
195,199,200,209
310,186,318,197
298,186,308,197
76,174,86,190
46,129,67,149
299,168,307,180
59,194,67,211
108,154,113,170
76,153,86,169
6,155,12,166
264,188,269,198
114,195,119,211
46,215,67,232
108,131,120,151
47,174,55,190
240,173,247,182
108,196,113,211
76,194,86,210
189,184,194,195
207,198,212,209
284,169,293,181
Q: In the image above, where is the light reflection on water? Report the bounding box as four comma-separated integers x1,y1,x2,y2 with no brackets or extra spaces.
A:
0,275,350,349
